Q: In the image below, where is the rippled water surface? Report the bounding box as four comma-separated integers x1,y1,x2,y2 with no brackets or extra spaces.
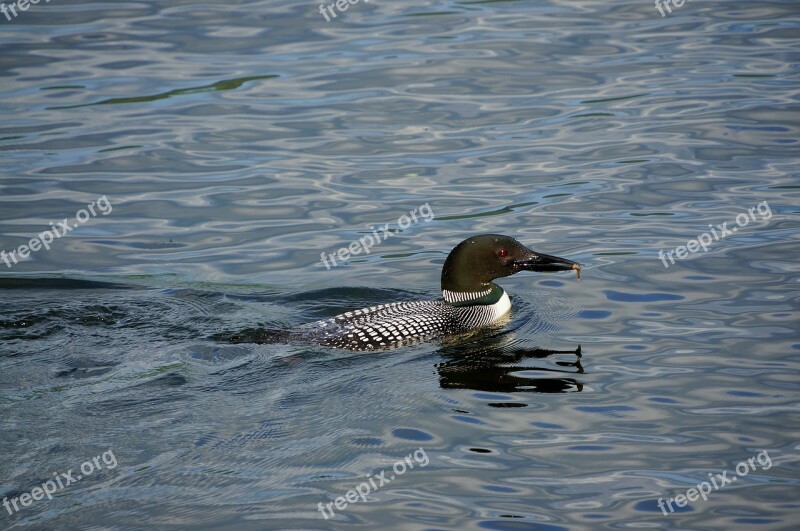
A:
2,0,799,529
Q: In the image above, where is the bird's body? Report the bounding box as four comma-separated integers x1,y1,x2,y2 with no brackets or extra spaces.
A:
291,234,580,351
296,291,512,351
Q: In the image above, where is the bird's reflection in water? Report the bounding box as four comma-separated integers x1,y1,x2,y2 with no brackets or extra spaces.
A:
436,331,583,393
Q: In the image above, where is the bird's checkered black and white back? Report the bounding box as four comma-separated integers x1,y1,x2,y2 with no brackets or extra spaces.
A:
299,292,511,351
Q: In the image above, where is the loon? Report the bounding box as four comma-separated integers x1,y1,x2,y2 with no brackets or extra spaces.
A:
295,234,580,351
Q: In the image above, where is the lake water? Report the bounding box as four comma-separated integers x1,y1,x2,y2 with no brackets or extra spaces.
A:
1,0,798,529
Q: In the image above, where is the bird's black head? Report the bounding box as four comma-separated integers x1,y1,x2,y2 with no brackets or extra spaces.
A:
440,234,580,293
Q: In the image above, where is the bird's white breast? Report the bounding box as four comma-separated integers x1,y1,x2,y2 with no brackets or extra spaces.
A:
490,291,512,321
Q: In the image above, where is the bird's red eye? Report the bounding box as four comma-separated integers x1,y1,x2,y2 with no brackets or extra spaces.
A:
497,249,508,257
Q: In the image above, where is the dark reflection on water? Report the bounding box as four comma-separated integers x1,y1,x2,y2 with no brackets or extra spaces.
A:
437,343,584,393
2,0,800,528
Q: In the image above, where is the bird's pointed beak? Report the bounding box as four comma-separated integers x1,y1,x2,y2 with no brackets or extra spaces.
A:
513,250,582,275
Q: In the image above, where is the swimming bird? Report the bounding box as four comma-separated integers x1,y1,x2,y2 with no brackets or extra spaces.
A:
295,234,580,351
